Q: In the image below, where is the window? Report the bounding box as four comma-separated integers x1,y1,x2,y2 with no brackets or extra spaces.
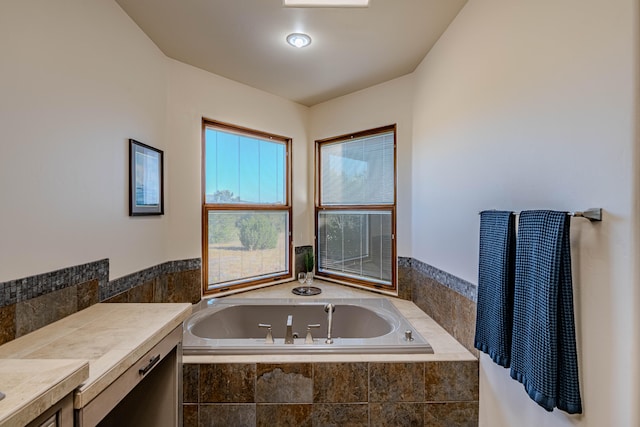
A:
315,125,396,291
202,119,292,294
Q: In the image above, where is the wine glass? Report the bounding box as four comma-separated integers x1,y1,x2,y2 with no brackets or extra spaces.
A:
298,272,306,293
305,271,314,293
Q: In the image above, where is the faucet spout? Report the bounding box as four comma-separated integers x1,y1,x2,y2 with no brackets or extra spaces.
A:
285,314,294,344
324,304,335,344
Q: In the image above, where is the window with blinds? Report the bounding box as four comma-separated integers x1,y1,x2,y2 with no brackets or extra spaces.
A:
316,125,396,290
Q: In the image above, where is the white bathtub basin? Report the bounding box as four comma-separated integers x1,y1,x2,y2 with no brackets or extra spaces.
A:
183,298,433,355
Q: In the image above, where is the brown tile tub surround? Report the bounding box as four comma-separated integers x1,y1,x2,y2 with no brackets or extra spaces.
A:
256,363,313,403
11,279,99,342
0,258,201,345
257,404,312,427
103,268,201,305
0,304,16,346
370,363,425,403
313,362,368,403
399,258,478,357
200,363,256,403
182,280,478,426
183,361,478,426
411,274,477,357
103,259,202,304
0,263,104,346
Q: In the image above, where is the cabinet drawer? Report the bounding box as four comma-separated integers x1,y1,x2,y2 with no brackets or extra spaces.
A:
38,414,56,427
27,393,73,427
75,325,182,427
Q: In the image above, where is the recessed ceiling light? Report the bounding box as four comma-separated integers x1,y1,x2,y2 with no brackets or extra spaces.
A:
286,33,312,48
283,0,369,7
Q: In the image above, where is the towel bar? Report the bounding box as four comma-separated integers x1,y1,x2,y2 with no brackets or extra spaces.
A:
479,208,602,222
567,208,602,221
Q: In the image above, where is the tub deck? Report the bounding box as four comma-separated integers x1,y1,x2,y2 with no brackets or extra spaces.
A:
184,297,434,354
182,281,479,426
183,280,475,364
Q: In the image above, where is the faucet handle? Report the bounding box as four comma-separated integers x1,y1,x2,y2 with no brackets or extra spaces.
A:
305,324,321,344
258,323,274,344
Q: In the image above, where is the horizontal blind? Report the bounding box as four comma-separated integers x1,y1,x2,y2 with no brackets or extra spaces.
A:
320,131,394,206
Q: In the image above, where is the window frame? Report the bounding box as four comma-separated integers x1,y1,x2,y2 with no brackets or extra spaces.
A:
201,119,293,295
314,124,397,293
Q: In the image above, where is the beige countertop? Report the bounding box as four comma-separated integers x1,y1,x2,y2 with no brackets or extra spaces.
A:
183,280,476,364
0,359,89,427
0,302,192,423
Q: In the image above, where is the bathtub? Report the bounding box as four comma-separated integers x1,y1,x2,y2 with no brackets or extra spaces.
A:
182,298,433,355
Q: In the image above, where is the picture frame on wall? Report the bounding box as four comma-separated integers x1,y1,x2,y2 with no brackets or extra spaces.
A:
129,139,164,216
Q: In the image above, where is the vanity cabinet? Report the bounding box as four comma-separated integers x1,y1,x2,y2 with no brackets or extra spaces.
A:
0,303,191,427
75,325,183,427
0,359,88,427
27,394,73,427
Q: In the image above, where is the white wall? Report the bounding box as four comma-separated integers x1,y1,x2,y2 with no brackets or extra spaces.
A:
164,59,310,263
411,0,639,425
3,4,639,425
309,75,415,256
0,1,310,282
0,0,169,281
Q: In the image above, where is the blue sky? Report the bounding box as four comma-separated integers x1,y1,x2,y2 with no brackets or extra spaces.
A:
205,128,285,204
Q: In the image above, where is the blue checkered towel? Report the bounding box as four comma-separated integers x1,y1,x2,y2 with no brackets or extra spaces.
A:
474,210,516,368
510,210,582,414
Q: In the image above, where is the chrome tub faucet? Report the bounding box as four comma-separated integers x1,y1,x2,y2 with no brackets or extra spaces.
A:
285,314,294,344
324,303,335,344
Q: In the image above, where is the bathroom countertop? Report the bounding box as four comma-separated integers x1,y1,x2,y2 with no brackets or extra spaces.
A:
183,280,476,364
0,358,89,427
0,303,192,410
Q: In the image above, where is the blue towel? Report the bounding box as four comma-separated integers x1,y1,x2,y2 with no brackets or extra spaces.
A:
474,210,516,368
510,210,582,414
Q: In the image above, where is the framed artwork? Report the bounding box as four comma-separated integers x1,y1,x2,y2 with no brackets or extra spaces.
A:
129,139,164,216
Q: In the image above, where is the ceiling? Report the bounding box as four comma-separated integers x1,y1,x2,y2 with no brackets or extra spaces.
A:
115,0,468,107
